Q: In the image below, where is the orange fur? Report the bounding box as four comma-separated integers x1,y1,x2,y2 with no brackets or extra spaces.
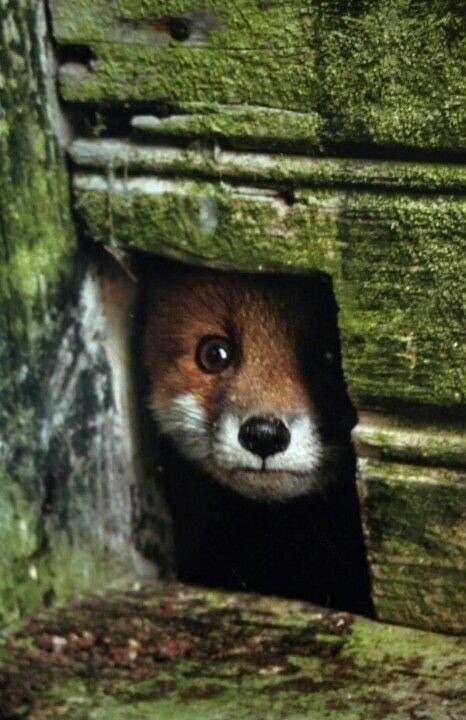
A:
141,257,355,501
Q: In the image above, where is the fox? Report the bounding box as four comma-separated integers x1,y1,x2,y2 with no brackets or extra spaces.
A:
141,257,357,503
138,255,372,612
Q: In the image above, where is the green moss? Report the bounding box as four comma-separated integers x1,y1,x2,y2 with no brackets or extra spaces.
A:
338,193,465,408
55,0,315,111
354,421,466,468
0,111,75,354
0,479,39,569
132,107,324,151
0,1,125,625
358,458,466,632
0,469,124,625
1,584,465,718
96,136,466,190
317,0,465,150
51,0,465,152
74,174,466,409
60,42,313,112
74,175,341,272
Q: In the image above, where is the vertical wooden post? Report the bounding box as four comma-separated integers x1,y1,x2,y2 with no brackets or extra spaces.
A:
0,0,78,620
0,1,170,622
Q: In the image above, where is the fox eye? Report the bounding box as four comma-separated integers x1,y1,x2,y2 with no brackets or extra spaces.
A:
196,336,232,374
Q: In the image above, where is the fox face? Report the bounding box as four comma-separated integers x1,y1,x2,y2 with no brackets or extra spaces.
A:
142,258,356,501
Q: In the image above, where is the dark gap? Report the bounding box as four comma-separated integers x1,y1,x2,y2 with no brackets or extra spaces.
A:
327,142,465,165
42,588,56,608
357,399,466,427
132,252,374,617
156,440,373,615
166,17,193,42
56,44,97,66
60,102,174,140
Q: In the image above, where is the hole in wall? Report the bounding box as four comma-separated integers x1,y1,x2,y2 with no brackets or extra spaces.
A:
56,44,97,67
132,252,374,617
167,16,193,41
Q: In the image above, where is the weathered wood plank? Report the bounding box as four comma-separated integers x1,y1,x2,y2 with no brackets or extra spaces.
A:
354,414,465,631
1,583,465,719
71,172,466,411
131,108,323,153
358,458,466,633
49,0,465,154
0,0,165,625
0,0,84,623
354,413,466,469
70,138,466,192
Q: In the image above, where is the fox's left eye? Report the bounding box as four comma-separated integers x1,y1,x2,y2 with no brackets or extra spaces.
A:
196,336,232,374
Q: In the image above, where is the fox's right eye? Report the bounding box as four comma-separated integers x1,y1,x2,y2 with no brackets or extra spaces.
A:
196,336,233,374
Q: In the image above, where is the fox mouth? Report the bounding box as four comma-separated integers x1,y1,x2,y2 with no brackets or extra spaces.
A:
232,466,306,476
222,466,321,502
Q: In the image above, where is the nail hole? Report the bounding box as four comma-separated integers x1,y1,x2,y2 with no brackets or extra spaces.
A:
168,17,192,41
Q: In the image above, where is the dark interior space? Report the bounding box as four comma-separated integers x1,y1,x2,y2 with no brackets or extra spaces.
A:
133,254,374,617
159,439,373,616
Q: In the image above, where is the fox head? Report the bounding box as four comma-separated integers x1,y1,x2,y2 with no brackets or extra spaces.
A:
142,258,356,501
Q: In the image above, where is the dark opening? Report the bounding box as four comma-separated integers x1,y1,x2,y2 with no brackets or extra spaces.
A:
55,44,97,67
133,253,374,617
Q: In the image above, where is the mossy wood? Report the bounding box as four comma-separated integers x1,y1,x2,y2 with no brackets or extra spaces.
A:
357,459,465,634
0,0,167,626
71,137,466,192
71,152,466,632
0,0,78,623
71,165,466,411
1,583,465,720
2,0,464,647
49,0,465,155
353,415,465,633
354,414,466,469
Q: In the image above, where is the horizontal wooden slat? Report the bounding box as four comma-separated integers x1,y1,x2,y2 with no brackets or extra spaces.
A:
354,413,466,469
50,0,465,154
357,458,466,633
131,108,323,152
69,138,466,192
72,171,465,411
2,583,466,718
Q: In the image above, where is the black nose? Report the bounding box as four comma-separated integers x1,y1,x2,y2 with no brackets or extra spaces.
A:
238,416,290,460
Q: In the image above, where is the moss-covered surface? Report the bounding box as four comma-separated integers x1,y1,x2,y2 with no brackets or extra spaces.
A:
70,137,466,192
0,1,127,625
73,173,466,410
354,416,466,468
52,0,316,111
0,477,121,624
358,458,466,633
131,107,324,152
315,0,465,152
1,583,465,719
55,1,315,115
50,0,465,153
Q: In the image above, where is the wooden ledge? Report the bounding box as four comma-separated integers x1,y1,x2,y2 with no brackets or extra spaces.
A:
1,583,465,719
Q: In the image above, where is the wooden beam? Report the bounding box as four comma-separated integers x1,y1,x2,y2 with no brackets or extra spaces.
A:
49,0,465,154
